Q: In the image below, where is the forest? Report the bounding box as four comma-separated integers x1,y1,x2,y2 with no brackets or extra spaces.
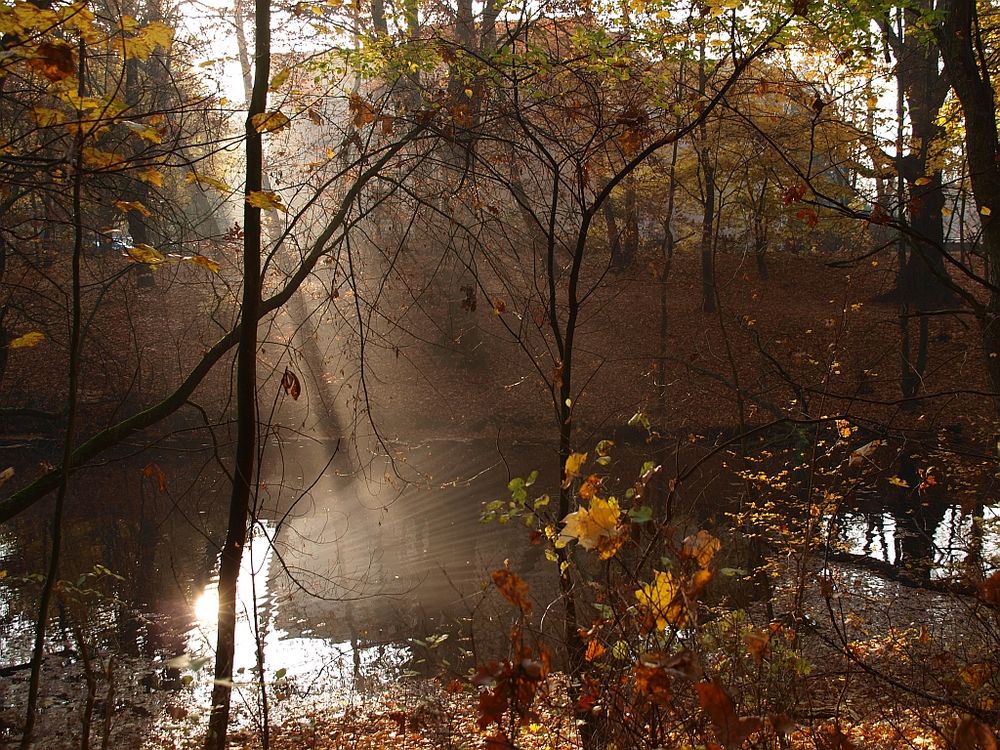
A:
0,0,999,747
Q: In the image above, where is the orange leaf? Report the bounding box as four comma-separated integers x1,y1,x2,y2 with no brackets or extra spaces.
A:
680,530,721,568
578,474,602,501
142,462,167,493
584,639,605,662
695,680,762,749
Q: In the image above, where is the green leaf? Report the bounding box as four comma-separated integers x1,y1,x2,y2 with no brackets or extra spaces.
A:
274,667,287,679
628,506,653,524
269,67,290,90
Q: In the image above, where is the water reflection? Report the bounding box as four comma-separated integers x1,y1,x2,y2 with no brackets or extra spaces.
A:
831,502,999,580
182,520,410,704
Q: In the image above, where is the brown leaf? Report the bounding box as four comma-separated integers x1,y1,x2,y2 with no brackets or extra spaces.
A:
281,368,301,400
744,629,771,663
491,569,532,615
633,662,672,706
819,723,857,750
478,689,508,729
696,680,762,749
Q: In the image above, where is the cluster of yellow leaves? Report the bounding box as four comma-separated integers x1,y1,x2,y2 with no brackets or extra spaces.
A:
635,570,686,629
634,530,720,631
120,21,173,61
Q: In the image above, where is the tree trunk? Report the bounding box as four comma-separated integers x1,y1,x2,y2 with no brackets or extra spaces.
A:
935,0,1000,420
698,44,716,313
203,0,268,746
699,150,716,313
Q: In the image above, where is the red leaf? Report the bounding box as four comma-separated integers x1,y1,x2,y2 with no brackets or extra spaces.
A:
478,689,508,729
281,367,301,400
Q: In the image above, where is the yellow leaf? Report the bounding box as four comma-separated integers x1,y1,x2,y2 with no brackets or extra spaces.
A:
122,120,162,143
137,167,164,187
562,451,587,488
185,170,231,193
269,67,290,90
144,20,174,48
126,243,166,265
186,254,220,273
914,176,932,186
251,111,291,133
636,570,686,629
9,331,45,349
114,199,151,216
117,14,140,33
32,107,64,126
848,439,881,468
888,475,909,488
0,467,13,489
960,662,994,690
83,147,120,169
246,190,286,212
559,496,622,557
981,206,992,216
60,2,99,43
122,22,173,61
